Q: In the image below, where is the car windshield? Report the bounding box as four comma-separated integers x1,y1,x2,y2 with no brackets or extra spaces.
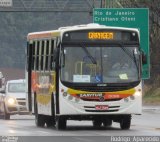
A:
60,45,140,84
8,83,25,93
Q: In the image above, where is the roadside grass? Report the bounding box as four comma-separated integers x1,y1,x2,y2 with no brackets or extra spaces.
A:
143,87,160,105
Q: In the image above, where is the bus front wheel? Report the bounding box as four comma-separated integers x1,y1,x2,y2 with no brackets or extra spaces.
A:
92,119,102,128
103,119,112,127
120,115,131,130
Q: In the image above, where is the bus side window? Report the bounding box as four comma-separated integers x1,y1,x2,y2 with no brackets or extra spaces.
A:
41,40,45,71
38,41,42,71
48,39,52,71
36,41,40,71
43,40,47,71
32,41,35,70
45,40,50,71
50,40,55,70
34,41,37,71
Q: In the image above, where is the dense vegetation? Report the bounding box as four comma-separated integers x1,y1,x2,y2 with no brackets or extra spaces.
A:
0,12,92,69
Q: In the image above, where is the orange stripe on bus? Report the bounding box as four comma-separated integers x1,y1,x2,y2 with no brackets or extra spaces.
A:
28,33,52,40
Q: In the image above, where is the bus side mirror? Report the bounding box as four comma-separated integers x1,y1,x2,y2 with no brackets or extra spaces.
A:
141,51,147,64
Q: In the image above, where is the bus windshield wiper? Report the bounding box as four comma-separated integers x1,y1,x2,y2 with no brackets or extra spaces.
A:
117,43,139,72
132,49,139,76
80,45,97,65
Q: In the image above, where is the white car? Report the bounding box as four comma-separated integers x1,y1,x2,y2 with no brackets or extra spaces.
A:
0,79,28,120
0,72,5,92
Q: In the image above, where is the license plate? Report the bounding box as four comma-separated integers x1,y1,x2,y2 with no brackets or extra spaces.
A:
95,105,109,110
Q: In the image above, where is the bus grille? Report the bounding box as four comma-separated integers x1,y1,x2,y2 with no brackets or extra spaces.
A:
85,109,119,112
84,105,120,112
81,98,122,102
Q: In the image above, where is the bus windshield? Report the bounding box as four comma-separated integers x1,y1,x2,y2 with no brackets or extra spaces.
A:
60,45,140,84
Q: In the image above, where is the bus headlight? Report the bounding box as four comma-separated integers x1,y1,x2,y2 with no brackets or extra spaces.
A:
134,91,141,97
7,97,16,105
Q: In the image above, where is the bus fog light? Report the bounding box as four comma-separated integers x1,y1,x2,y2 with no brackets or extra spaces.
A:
124,98,129,102
134,91,141,97
68,95,73,100
63,92,68,97
130,95,135,100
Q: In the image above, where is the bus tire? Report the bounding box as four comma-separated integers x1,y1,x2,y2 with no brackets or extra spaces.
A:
92,119,102,128
46,116,55,127
103,119,112,127
56,116,66,130
120,115,131,130
35,113,45,127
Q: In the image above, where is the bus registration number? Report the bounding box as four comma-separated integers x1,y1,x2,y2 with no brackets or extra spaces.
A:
95,105,109,110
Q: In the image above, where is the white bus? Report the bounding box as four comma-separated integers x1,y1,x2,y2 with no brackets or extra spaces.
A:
26,23,146,130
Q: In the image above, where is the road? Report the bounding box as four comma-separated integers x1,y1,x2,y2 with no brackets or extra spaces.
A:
0,109,160,142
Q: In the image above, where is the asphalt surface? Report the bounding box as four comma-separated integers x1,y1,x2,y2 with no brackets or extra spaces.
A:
0,106,160,142
0,107,160,133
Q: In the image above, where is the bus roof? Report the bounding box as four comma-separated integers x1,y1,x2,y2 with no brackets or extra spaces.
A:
27,30,60,40
27,23,139,40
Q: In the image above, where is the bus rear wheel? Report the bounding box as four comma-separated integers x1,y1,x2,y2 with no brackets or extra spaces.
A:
35,113,45,127
120,115,131,130
46,116,56,127
56,116,66,130
103,119,112,127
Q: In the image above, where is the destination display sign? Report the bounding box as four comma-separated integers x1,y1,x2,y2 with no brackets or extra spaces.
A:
88,32,113,40
63,30,138,42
